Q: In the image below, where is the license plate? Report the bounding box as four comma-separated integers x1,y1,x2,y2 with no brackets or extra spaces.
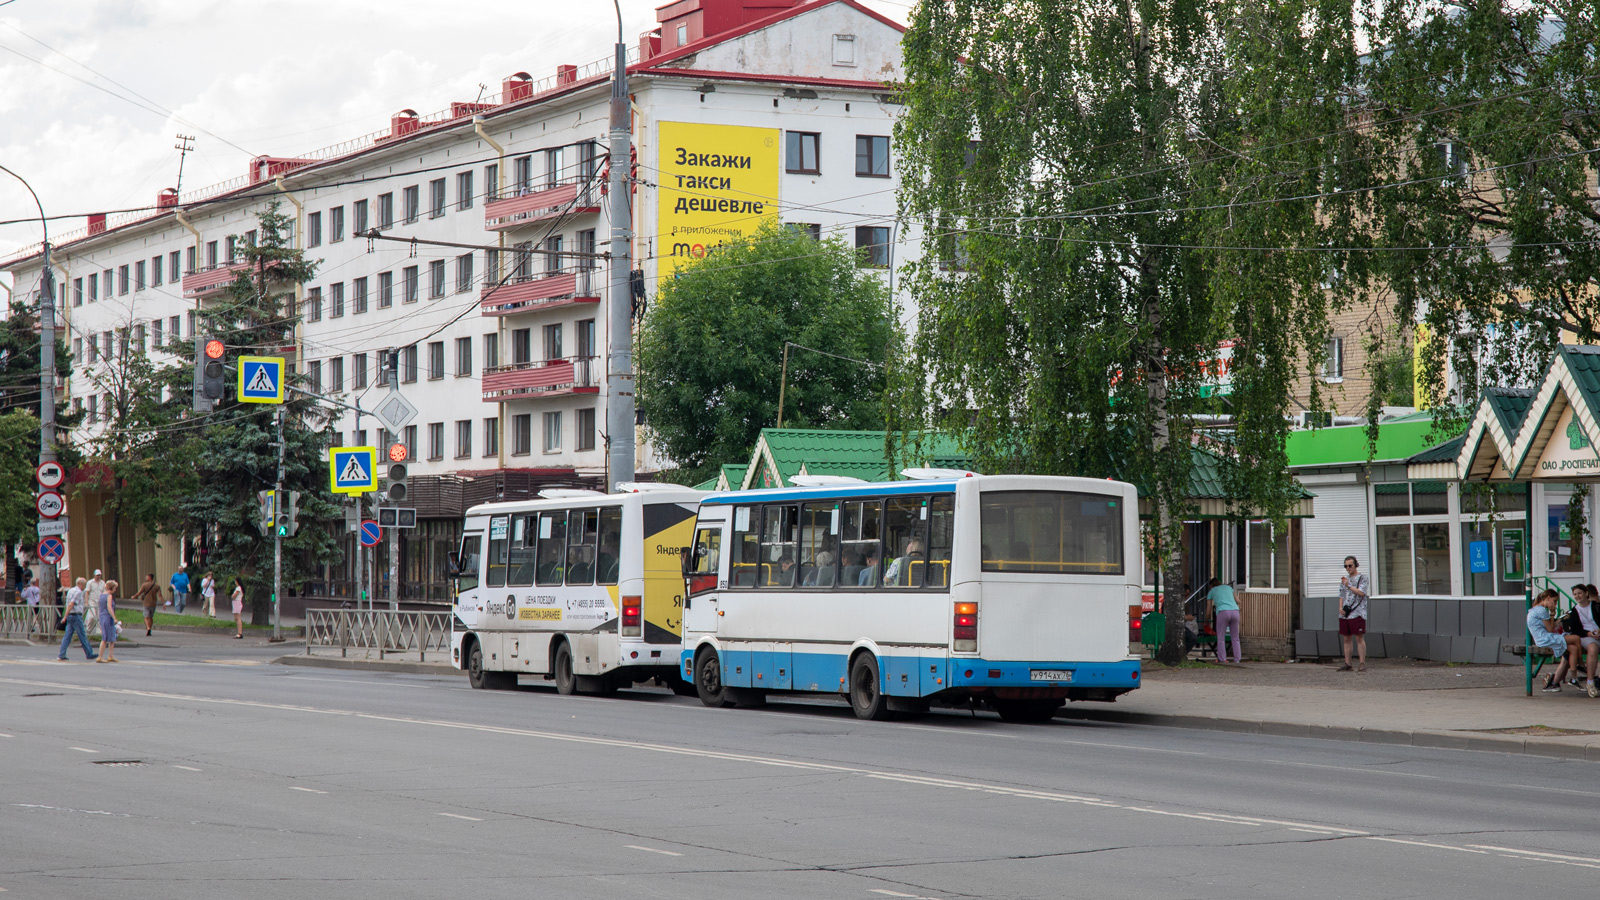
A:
1030,669,1073,682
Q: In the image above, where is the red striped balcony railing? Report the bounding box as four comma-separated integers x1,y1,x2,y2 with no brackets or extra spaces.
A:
482,356,600,402
481,266,600,316
181,260,254,299
484,179,599,230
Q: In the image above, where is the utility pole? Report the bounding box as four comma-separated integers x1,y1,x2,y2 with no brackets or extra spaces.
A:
387,355,400,612
605,0,636,491
272,406,285,642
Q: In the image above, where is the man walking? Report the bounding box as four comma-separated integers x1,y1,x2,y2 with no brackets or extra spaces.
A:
170,568,190,615
1338,555,1370,672
84,569,106,635
21,573,41,636
57,578,96,661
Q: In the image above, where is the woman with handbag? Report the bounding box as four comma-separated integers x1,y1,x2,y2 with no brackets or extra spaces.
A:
96,580,121,663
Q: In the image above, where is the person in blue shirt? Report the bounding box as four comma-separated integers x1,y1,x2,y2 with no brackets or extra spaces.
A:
1529,589,1573,692
170,569,191,615
1207,577,1241,664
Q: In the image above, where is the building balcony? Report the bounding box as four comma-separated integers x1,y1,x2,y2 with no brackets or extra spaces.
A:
483,356,600,402
484,179,600,231
481,266,600,316
181,260,254,299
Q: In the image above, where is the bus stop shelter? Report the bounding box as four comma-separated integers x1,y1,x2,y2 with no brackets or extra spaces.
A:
1406,344,1600,694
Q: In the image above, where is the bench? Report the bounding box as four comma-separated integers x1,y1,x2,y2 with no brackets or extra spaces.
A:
1506,643,1566,678
1141,611,1216,659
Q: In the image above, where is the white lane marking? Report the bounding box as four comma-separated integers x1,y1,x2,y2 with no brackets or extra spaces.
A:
1469,846,1600,865
0,733,12,737
171,765,201,772
12,803,130,817
1368,837,1486,853
69,747,96,753
0,676,1370,839
870,892,917,898
289,787,327,794
625,845,683,857
438,813,482,821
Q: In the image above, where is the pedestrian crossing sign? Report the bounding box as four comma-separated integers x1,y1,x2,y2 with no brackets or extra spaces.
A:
238,356,286,404
329,446,378,495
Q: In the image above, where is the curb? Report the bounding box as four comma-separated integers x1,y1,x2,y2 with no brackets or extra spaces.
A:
1054,707,1600,762
275,654,464,678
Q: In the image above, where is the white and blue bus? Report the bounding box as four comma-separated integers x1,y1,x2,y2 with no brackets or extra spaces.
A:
680,472,1141,722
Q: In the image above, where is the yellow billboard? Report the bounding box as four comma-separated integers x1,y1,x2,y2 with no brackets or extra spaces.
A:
657,121,780,275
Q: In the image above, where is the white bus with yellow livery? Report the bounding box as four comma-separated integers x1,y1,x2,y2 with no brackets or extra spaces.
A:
450,485,702,694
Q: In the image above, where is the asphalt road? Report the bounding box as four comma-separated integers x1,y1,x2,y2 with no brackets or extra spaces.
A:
3,645,1598,899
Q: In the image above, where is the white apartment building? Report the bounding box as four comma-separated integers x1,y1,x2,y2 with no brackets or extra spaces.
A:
1,0,916,601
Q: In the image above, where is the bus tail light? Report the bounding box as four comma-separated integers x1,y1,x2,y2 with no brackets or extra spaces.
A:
954,601,978,652
621,597,642,637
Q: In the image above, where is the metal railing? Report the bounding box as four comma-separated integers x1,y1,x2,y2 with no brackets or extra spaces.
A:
484,355,599,390
0,604,59,639
304,608,452,661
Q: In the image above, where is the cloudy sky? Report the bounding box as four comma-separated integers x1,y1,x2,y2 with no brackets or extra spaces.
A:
0,0,908,282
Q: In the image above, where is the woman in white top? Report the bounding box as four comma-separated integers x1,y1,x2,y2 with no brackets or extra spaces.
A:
230,577,245,638
201,571,216,618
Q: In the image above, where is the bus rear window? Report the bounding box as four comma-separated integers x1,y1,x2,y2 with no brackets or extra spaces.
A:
980,491,1123,575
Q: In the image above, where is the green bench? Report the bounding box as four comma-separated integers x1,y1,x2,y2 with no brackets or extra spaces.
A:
1141,611,1216,659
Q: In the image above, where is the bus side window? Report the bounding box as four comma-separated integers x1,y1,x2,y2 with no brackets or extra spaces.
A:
486,516,510,587
840,500,882,589
800,502,837,587
566,508,599,586
760,504,799,587
924,495,954,588
688,526,721,596
456,534,482,593
508,515,536,587
596,506,622,585
536,511,568,586
882,497,924,587
730,506,759,588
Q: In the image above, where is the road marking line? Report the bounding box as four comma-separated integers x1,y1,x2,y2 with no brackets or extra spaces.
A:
289,787,327,794
438,813,482,821
69,747,96,753
0,733,11,737
1469,846,1600,865
1368,837,1486,853
171,765,201,772
625,845,683,856
870,892,916,898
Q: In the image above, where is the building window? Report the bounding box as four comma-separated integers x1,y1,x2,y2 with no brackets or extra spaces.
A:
855,226,891,267
428,422,444,460
833,34,856,66
377,192,394,229
456,253,474,293
543,323,563,361
511,414,531,456
86,395,97,423
576,408,596,451
455,337,472,376
403,185,419,224
513,156,532,195
134,260,145,291
306,287,323,322
1372,481,1456,596
855,135,890,178
118,265,130,295
151,319,162,350
576,318,596,360
457,171,474,210
455,420,472,458
484,417,500,456
543,235,563,274
307,360,322,394
403,266,419,303
1323,336,1344,381
427,341,444,380
329,356,344,393
73,337,83,362
133,324,146,354
73,277,83,307
87,272,97,302
402,344,418,383
543,411,561,453
354,428,367,447
102,331,113,361
789,222,822,240
1244,521,1289,590
786,131,821,174
545,147,563,188
169,251,181,282
186,311,194,338
354,353,368,389
677,22,688,45
353,276,368,314
403,424,417,461
171,315,182,340
484,332,499,370
429,259,446,298
205,241,218,268
86,337,97,365
430,178,446,218
330,282,345,318
378,271,394,308
225,235,237,263
150,255,162,287
307,211,322,247
328,206,344,243
511,328,531,365
354,199,369,234
485,163,498,202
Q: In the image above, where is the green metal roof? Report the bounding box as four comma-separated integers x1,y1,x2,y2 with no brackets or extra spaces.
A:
1562,345,1600,424
1486,386,1536,437
743,429,968,488
1285,418,1461,467
1407,433,1465,464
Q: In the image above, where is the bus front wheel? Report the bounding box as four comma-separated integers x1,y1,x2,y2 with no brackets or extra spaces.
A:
553,642,577,695
848,653,890,721
695,648,734,708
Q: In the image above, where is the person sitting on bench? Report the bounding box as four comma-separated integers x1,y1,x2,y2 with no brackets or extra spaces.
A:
1561,583,1600,698
1530,589,1573,692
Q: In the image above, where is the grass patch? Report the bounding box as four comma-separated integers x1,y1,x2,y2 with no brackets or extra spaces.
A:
112,609,270,630
1474,724,1600,736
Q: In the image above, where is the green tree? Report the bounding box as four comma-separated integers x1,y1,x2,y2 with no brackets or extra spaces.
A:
637,223,897,484
0,410,42,545
896,0,1367,664
0,296,83,454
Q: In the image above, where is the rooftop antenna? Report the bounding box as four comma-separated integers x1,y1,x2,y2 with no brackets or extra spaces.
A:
475,82,488,105
174,133,196,196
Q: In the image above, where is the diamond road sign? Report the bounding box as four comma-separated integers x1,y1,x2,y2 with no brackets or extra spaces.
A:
329,446,378,495
373,390,418,432
238,356,286,404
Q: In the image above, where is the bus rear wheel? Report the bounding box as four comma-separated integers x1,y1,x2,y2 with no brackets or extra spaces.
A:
848,653,890,721
994,699,1062,724
553,642,577,695
695,648,734,708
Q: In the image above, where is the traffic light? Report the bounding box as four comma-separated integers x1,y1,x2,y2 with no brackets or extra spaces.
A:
386,442,408,502
285,491,302,537
257,490,276,536
200,338,226,400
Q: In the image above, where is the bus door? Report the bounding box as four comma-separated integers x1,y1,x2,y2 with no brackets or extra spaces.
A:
682,523,722,636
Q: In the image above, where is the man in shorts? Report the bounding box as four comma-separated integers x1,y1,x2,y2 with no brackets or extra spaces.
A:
1338,556,1370,672
1561,584,1600,697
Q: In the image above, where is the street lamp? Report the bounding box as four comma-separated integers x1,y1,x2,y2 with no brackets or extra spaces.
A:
0,163,60,610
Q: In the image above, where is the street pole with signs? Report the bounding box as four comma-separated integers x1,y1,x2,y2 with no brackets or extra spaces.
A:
272,407,285,642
